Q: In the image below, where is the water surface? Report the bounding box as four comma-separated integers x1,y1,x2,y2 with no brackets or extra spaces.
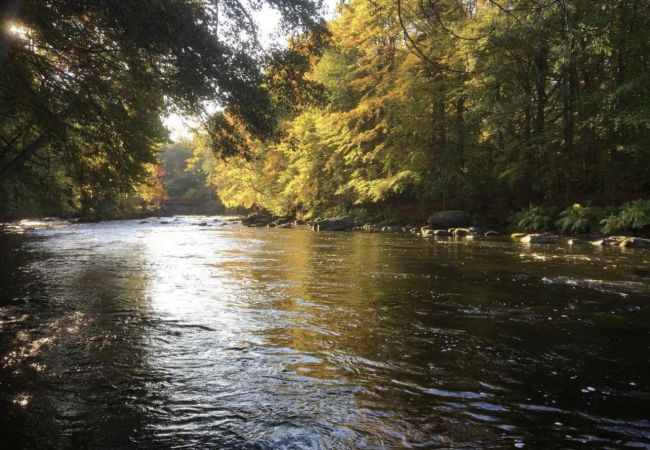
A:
1,217,649,448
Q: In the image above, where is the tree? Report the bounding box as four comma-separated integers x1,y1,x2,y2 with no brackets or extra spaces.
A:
0,0,323,215
207,0,649,219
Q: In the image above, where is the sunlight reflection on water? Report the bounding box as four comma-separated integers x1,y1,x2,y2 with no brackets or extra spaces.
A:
0,216,649,449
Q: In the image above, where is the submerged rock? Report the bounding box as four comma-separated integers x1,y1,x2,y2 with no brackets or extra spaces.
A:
484,230,500,237
567,238,587,245
427,210,472,229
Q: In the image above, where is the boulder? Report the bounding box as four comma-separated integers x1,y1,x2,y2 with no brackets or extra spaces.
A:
427,210,472,228
242,213,273,227
313,217,355,231
620,237,650,249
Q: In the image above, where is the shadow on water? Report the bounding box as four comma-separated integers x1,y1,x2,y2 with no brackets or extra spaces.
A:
1,218,650,448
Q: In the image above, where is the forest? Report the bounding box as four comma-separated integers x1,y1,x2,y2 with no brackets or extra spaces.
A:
1,0,649,230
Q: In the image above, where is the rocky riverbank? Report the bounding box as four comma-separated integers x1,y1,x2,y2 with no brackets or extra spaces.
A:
239,210,650,249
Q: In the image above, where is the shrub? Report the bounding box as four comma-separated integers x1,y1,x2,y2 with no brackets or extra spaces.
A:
556,204,607,234
510,205,559,232
600,199,650,234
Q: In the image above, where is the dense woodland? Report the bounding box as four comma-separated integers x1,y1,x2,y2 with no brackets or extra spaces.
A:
1,0,649,229
205,0,650,225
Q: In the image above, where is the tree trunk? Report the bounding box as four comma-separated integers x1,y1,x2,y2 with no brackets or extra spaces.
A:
0,135,47,185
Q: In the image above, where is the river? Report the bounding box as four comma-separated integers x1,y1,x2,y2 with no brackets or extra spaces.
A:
1,216,649,449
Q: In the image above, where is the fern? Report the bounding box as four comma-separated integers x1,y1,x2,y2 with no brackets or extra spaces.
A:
600,199,650,234
511,205,559,232
556,204,606,234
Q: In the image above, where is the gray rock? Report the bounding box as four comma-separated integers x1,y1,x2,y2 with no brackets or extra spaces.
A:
449,227,470,237
313,217,355,231
620,237,650,249
590,236,627,246
242,213,273,227
421,228,435,237
567,238,587,245
421,227,449,237
427,210,472,228
520,233,558,244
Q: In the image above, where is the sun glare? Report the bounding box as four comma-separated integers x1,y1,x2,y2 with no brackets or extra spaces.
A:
7,21,28,39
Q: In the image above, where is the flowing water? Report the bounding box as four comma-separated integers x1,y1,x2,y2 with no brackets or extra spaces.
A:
1,216,649,449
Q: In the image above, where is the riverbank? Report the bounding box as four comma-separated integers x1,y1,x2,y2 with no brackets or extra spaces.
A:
3,211,649,250
239,211,650,249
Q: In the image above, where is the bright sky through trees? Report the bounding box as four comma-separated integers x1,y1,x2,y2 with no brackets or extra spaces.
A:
164,0,339,141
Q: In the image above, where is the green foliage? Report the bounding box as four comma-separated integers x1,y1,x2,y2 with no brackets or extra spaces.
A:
160,143,214,200
511,205,559,232
600,199,650,234
208,0,650,219
556,204,607,234
0,0,322,217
